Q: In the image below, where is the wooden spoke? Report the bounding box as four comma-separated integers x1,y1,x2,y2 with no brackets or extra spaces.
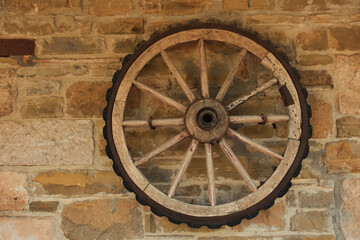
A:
218,138,257,192
168,139,199,198
229,115,290,124
205,143,216,206
227,128,283,161
216,49,248,102
122,118,184,128
199,39,209,98
134,131,189,167
226,78,278,111
133,81,187,112
161,50,196,103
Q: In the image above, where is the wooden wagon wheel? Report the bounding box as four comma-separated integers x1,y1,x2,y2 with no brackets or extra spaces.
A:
104,23,311,228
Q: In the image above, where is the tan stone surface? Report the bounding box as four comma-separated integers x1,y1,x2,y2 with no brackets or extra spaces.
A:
290,211,331,232
29,201,59,212
297,55,333,66
41,37,106,55
161,0,213,15
328,26,360,50
0,120,93,166
335,55,360,114
223,0,248,10
251,0,270,9
0,217,56,240
34,171,124,196
323,141,360,173
20,97,63,118
296,28,328,51
336,116,360,138
0,172,28,211
17,64,88,77
340,178,360,240
87,0,135,16
24,80,61,96
61,199,143,240
0,69,17,117
66,81,111,117
233,201,285,231
299,190,335,208
95,18,144,34
307,95,333,138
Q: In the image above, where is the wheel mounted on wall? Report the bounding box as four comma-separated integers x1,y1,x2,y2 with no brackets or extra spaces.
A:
104,23,311,228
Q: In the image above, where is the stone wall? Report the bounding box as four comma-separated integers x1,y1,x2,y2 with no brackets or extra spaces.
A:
0,0,360,239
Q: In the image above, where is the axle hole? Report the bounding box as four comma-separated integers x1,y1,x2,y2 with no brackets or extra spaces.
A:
202,114,213,123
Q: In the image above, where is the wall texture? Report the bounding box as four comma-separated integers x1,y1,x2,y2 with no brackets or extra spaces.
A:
0,0,360,239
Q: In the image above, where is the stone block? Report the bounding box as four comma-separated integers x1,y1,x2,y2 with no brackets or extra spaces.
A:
247,15,305,24
29,201,58,212
296,28,328,51
4,17,54,36
297,55,333,66
17,65,88,77
223,0,248,10
0,120,93,166
139,0,161,14
20,97,63,118
340,178,360,240
307,94,333,138
161,0,213,15
0,217,56,240
87,0,135,16
251,0,270,9
0,69,16,117
336,116,360,138
24,80,61,96
95,18,144,34
328,26,360,50
233,200,286,231
61,199,143,240
41,37,105,55
299,190,335,208
0,172,28,211
323,141,360,173
113,38,138,53
37,0,81,14
33,171,124,196
335,55,360,114
290,211,331,232
66,81,111,118
54,16,91,35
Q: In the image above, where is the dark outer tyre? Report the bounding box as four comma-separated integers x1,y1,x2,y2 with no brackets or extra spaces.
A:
103,22,312,228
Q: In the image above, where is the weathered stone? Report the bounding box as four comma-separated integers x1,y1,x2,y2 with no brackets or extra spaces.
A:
61,199,143,240
30,201,58,212
0,69,17,117
307,94,333,138
17,65,88,77
95,18,143,34
161,0,213,15
66,81,111,117
0,172,28,211
297,55,333,66
233,200,285,231
41,38,105,55
336,116,360,138
89,63,121,77
247,14,305,24
37,0,81,14
0,120,93,166
0,217,56,240
323,141,360,173
340,178,360,240
24,80,61,96
290,211,331,232
296,28,328,51
88,0,135,16
54,16,91,35
275,0,329,11
328,26,360,50
20,97,63,118
299,190,335,208
34,171,124,196
223,0,248,10
335,55,360,114
251,0,270,9
113,38,138,53
4,17,54,36
145,214,156,233
139,0,160,14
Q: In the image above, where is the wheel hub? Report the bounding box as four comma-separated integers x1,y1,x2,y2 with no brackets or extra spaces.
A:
185,99,229,143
